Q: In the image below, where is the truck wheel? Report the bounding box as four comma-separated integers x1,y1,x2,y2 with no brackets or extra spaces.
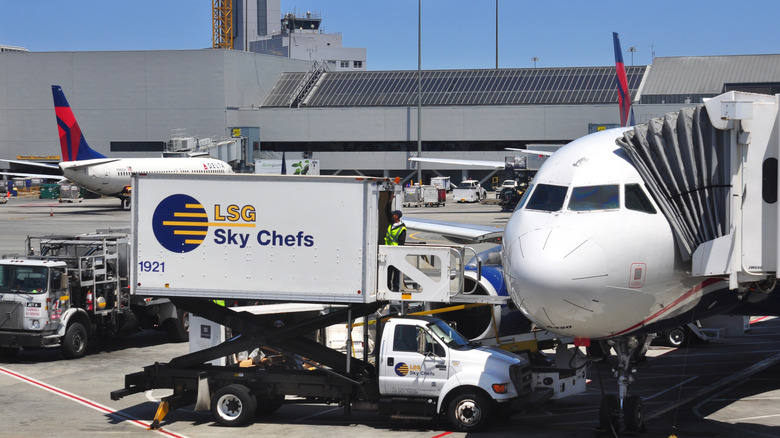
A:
211,384,257,427
165,311,189,342
446,391,493,432
665,327,687,348
61,322,88,359
256,394,284,415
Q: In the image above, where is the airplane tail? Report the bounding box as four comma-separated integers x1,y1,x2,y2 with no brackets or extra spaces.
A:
52,85,107,161
612,32,635,127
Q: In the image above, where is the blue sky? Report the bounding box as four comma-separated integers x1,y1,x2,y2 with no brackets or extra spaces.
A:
1,1,778,70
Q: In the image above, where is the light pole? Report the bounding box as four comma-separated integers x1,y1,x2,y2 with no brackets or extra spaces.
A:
628,46,637,66
531,56,539,68
417,0,422,185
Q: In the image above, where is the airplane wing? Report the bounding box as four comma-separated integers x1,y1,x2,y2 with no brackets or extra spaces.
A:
408,157,506,169
404,217,504,244
59,158,121,170
504,148,554,156
0,158,60,170
0,171,65,180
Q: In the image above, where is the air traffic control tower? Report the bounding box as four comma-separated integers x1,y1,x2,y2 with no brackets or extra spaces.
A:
230,0,366,71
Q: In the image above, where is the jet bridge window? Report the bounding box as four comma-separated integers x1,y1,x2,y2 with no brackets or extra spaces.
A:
525,184,567,212
624,184,657,214
568,185,619,211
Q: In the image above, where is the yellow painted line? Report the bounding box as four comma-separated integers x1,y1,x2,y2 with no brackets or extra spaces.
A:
174,212,207,218
162,221,255,228
174,230,207,236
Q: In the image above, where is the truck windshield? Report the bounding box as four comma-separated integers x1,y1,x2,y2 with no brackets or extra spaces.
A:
456,182,474,189
427,320,469,348
0,265,48,294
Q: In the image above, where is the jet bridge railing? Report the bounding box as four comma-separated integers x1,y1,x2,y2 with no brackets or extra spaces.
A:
377,244,476,303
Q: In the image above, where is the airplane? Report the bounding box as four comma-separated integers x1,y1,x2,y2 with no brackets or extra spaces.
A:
0,85,233,210
402,35,780,433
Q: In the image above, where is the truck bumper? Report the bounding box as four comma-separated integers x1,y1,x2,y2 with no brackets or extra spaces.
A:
0,331,59,349
509,388,554,413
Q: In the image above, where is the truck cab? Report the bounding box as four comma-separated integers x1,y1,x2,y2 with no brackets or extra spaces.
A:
0,260,71,356
376,316,531,431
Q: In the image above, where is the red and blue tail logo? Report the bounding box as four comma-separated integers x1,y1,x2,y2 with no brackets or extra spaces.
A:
52,85,106,161
612,32,634,127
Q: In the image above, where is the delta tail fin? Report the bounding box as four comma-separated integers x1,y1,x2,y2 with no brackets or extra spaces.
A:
612,32,634,127
52,85,107,161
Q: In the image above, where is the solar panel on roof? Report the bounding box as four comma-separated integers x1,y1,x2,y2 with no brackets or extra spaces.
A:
261,66,647,108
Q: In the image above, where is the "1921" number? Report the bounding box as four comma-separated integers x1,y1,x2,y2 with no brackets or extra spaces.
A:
139,261,165,272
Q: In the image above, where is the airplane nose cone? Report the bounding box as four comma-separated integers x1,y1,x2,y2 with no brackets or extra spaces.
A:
505,227,608,335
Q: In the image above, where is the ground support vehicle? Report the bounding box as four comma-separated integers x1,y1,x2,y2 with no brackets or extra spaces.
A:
430,176,451,192
0,231,186,359
403,185,422,207
452,180,486,203
110,174,587,431
58,182,83,203
422,185,445,207
114,300,564,431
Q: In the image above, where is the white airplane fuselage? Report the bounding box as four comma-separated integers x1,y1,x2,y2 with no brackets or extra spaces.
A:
59,157,233,196
501,128,726,340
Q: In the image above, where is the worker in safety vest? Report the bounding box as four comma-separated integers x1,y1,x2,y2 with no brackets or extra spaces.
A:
384,203,406,291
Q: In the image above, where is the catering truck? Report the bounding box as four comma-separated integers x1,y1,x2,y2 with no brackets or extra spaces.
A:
0,231,187,359
110,174,586,432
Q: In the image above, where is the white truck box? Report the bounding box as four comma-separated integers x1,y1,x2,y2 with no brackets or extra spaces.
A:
132,174,397,304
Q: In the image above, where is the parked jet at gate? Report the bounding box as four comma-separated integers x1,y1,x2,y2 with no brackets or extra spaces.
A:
0,86,233,209
404,93,780,432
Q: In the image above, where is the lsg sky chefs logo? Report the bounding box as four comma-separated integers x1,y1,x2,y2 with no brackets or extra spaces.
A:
152,194,314,253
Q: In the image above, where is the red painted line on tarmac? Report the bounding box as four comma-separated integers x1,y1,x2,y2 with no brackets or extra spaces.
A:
430,432,453,438
0,366,187,438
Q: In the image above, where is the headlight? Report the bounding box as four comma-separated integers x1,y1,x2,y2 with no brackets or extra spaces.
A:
30,320,41,329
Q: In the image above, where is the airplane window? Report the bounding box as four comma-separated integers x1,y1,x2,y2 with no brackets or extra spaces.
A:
525,184,567,212
514,184,534,211
568,185,619,211
625,184,657,214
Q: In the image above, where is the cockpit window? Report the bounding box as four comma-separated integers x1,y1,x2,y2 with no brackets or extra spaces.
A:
625,184,657,214
525,184,568,212
568,185,619,211
514,184,534,211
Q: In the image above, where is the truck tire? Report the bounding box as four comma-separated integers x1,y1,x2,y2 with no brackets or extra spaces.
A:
211,384,257,427
446,391,493,432
61,322,88,359
165,311,189,342
664,327,687,348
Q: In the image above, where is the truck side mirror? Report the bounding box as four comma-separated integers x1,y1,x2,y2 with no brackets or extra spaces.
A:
60,273,69,290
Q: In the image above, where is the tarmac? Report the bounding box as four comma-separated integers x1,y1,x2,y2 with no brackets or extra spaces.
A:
1,195,779,437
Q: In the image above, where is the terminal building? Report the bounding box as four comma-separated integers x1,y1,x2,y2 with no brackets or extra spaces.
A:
1,1,779,186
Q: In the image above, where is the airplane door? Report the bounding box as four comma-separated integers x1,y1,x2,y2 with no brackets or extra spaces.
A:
379,324,449,396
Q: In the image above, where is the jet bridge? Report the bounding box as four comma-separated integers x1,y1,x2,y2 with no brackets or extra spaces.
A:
618,91,780,290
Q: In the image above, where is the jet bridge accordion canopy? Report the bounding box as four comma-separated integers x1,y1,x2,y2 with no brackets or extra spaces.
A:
617,105,730,262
